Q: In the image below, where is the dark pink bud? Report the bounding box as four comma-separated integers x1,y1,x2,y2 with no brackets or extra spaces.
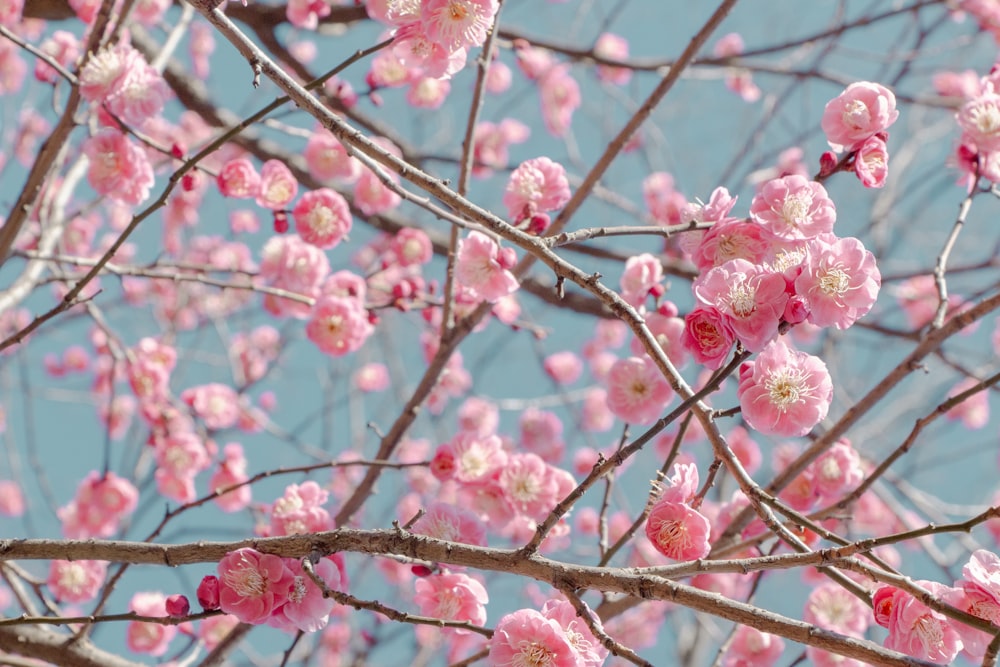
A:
181,172,197,192
410,565,433,577
527,213,550,235
657,300,679,318
367,311,380,326
165,594,190,618
273,211,289,234
196,575,220,610
497,246,517,269
782,295,809,325
818,151,838,177
170,143,185,160
649,283,666,298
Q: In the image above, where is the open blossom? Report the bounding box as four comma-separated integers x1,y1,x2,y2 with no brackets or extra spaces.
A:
854,134,889,187
503,156,570,223
47,560,107,603
218,548,295,625
958,93,1000,153
59,471,139,539
79,41,167,126
270,557,341,633
643,172,688,226
541,599,609,667
795,236,880,330
804,582,870,637
619,253,663,307
82,130,154,206
539,65,580,137
217,158,260,198
692,218,772,272
737,338,833,437
605,356,673,425
682,306,735,370
723,625,784,667
951,549,1000,659
454,231,518,302
181,383,240,430
749,175,836,239
127,592,177,656
421,0,499,51
593,32,631,85
256,159,298,210
873,582,964,664
413,573,488,632
412,502,487,546
821,81,898,152
645,498,711,561
306,296,373,357
489,608,578,667
499,453,560,520
270,481,332,535
293,188,352,249
693,258,788,352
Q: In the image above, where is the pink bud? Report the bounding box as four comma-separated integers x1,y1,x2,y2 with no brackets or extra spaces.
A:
818,151,838,177
196,575,220,610
782,296,809,324
497,246,517,269
273,211,289,234
411,564,433,577
527,213,550,235
165,594,190,618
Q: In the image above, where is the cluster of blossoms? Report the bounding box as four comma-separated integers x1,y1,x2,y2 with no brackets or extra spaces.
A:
819,81,898,188
872,549,1000,664
935,58,1000,187
488,599,609,667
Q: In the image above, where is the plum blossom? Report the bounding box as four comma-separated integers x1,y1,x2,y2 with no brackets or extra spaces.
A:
216,158,260,198
749,175,836,240
855,134,889,187
682,306,736,370
723,625,784,667
503,156,571,223
454,231,519,302
47,560,107,603
619,253,663,307
293,188,353,249
737,338,833,437
645,498,711,561
540,598,609,667
269,558,341,633
821,81,899,152
411,502,487,547
126,592,176,656
256,159,298,210
489,608,578,667
306,296,373,357
421,0,499,51
693,258,788,352
269,481,332,536
217,548,295,625
873,582,964,664
82,130,154,206
605,356,673,424
593,32,631,85
795,236,880,330
413,573,488,632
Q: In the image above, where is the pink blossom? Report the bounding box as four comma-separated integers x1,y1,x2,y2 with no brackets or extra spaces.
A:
256,159,299,210
489,608,578,667
854,134,889,187
645,498,712,561
79,41,167,126
958,93,1000,153
499,453,560,520
737,338,833,437
165,594,190,618
82,130,154,206
388,227,433,267
503,156,571,223
692,218,773,272
270,481,332,536
693,258,788,352
181,383,240,431
0,41,24,95
811,439,863,500
270,558,341,633
217,158,260,198
472,119,529,177
682,306,736,370
126,592,176,656
210,443,251,512
59,471,139,539
0,480,24,516
605,356,673,425
581,388,614,432
413,573,488,632
218,548,295,625
795,236,880,330
306,296,373,357
593,32,631,85
190,22,214,79
457,396,499,437
407,75,451,108
390,21,466,80
619,253,663,307
197,575,221,610
540,598,609,667
286,0,330,29
446,431,507,483
304,129,362,183
354,167,402,215
543,351,583,385
946,377,990,429
454,231,519,302
726,426,761,474
421,0,498,51
293,188,352,249
951,549,1000,658
538,65,580,137
411,502,487,547
749,175,836,240
34,31,79,84
486,59,512,93
874,582,964,664
518,408,564,462
47,560,107,603
804,582,870,636
821,81,899,152
353,362,391,392
660,462,699,504
723,625,784,667
643,172,688,226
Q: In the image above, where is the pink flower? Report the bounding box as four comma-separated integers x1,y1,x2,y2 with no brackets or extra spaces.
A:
692,218,772,272
0,480,24,516
723,625,784,667
499,453,560,520
354,167,402,215
413,573,488,632
446,431,507,483
306,296,373,357
34,31,79,84
257,233,330,319
59,471,138,539
749,175,836,240
643,172,688,225
256,159,299,210
811,439,863,500
454,230,519,302
821,81,899,152
489,608,578,667
407,76,451,108
538,65,580,137
457,396,499,437
293,188,352,249
472,119,529,177
519,408,565,462
181,383,240,430
854,134,889,187
47,560,107,603
645,498,712,561
543,351,583,385
197,575,221,610
503,156,571,223
353,362,391,392
165,594,190,618
270,481,332,536
946,377,990,429
874,582,964,664
593,32,631,85
217,158,260,198
951,549,1000,659
209,443,251,513
412,502,487,547
304,129,361,183
286,0,330,29
127,592,177,656
389,227,433,267
804,582,870,636
737,338,833,437
540,598,609,667
795,236,880,330
682,306,736,370
693,258,788,352
958,93,1000,153
217,548,295,625
619,253,663,307
270,557,341,633
79,41,167,126
82,130,154,206
605,356,673,425
421,0,498,51
391,21,466,80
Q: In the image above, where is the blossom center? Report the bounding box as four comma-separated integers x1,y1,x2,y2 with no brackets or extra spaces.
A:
512,641,555,667
764,369,809,410
727,282,757,318
781,193,812,227
818,268,849,296
841,100,870,130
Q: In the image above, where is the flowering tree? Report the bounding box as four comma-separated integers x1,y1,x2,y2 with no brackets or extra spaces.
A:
4,0,1000,665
